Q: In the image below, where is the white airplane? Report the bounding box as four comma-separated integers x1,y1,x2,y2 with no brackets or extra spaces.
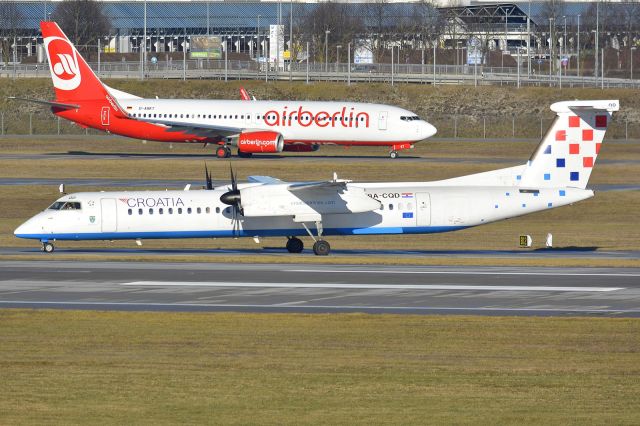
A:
11,21,436,159
14,100,618,255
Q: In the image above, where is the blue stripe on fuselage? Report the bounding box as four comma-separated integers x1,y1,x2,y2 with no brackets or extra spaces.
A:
15,226,467,242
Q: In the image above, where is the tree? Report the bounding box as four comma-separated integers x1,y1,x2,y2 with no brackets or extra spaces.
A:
299,2,364,64
51,0,110,56
0,1,22,65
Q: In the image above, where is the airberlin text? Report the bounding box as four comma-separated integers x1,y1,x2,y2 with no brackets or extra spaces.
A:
263,106,370,128
119,197,185,208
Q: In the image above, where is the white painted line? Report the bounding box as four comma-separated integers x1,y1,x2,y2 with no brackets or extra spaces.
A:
0,300,638,314
289,269,640,277
121,281,622,292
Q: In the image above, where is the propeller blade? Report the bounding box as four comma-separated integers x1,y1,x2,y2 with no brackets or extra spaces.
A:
230,163,238,192
204,163,213,190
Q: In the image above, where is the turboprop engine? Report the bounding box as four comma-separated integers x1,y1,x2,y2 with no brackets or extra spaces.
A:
237,131,284,153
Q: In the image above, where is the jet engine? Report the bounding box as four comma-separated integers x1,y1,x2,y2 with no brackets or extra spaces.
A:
237,131,284,153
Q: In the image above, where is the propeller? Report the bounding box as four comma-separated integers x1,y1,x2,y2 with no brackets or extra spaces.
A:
220,164,243,236
204,163,213,190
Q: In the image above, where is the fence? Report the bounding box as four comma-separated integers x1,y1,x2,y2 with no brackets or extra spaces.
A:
1,111,638,140
2,59,639,89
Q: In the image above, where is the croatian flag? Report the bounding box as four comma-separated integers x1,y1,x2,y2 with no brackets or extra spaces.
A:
401,193,414,198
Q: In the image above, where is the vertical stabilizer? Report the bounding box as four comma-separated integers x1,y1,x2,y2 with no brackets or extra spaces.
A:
41,21,110,102
519,100,619,189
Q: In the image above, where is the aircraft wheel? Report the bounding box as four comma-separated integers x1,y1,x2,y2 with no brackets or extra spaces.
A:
389,150,399,159
42,242,54,253
312,240,331,256
216,146,228,158
286,237,304,253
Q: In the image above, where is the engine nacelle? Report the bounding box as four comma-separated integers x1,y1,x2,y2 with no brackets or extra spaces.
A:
282,144,320,153
237,131,284,153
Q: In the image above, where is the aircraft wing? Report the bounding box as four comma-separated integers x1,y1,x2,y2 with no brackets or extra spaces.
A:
247,176,285,185
133,116,244,139
288,173,352,192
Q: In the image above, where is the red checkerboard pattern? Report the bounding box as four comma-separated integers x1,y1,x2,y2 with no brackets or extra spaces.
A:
569,116,581,127
555,130,566,141
569,143,580,154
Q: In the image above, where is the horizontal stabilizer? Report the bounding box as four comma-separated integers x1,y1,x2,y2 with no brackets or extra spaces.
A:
8,96,79,110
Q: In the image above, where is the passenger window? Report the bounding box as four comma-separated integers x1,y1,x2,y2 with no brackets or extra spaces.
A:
187,208,192,214
178,208,183,214
197,207,201,214
128,209,132,215
169,207,173,214
388,204,394,210
206,207,211,214
216,207,220,213
159,208,164,214
149,208,153,215
138,208,143,215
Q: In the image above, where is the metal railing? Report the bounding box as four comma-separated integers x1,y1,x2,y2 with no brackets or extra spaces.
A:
1,59,639,89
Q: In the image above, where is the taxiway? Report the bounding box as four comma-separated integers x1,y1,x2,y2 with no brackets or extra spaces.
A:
1,261,638,316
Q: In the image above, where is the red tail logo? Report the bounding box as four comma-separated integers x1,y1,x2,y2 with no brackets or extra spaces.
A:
45,36,81,91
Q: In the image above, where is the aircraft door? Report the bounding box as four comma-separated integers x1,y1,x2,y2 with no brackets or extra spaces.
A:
101,106,110,127
378,111,388,130
416,193,431,226
100,198,118,232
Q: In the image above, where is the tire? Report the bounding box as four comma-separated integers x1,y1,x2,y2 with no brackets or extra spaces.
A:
286,237,304,253
216,146,227,158
389,150,398,159
312,240,331,256
43,242,54,253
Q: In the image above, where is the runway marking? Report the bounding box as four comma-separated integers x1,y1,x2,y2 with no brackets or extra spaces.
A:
121,281,622,292
288,269,640,277
0,300,637,314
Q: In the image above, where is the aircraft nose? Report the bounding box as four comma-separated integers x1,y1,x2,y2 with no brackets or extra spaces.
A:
421,121,437,139
14,217,40,238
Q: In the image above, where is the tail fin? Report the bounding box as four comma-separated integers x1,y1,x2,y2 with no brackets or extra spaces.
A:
519,100,619,189
41,21,110,102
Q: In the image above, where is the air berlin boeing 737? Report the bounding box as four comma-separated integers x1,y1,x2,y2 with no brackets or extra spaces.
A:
15,22,436,158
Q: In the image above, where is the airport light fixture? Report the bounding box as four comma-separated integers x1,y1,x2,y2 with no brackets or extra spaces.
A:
632,47,636,82
325,30,330,72
577,14,581,78
336,45,342,71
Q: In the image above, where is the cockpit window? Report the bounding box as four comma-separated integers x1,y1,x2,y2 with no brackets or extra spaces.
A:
48,201,81,210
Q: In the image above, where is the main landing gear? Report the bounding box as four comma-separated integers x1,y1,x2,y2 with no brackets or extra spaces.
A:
286,237,304,253
389,150,399,159
286,219,331,256
215,145,231,158
41,242,54,253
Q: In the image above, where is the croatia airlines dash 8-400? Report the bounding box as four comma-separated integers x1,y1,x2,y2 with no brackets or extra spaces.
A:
12,21,436,159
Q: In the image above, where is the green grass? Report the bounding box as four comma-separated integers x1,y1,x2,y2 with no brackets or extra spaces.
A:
0,310,638,424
